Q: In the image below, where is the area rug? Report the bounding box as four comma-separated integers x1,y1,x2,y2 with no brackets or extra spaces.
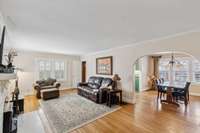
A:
39,93,121,133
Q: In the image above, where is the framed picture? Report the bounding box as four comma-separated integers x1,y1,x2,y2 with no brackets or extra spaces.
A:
96,56,113,75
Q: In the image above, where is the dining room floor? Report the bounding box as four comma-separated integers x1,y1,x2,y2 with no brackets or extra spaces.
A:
23,89,200,133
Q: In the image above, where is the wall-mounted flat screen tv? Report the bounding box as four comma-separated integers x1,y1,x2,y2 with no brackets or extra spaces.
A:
0,25,6,65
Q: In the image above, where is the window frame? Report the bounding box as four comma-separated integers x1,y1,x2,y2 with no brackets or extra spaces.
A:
36,58,66,81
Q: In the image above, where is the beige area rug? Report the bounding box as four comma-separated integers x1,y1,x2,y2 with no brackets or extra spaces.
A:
39,93,121,133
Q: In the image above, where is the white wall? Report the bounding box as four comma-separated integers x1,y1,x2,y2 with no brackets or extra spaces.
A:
139,56,153,91
9,50,81,96
82,32,200,103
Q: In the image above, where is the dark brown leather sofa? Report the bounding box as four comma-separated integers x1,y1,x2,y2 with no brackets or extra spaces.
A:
77,76,113,103
34,78,61,99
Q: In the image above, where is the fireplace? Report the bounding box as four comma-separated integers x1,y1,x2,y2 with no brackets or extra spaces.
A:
3,102,17,133
0,73,16,133
0,84,10,133
0,94,6,133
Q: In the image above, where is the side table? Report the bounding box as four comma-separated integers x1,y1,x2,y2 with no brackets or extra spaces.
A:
10,95,24,115
107,89,122,107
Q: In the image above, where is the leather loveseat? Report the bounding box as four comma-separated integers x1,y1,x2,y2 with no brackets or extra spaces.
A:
34,78,61,99
77,76,113,103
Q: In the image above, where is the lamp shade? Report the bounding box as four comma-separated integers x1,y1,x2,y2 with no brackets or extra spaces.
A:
112,74,121,81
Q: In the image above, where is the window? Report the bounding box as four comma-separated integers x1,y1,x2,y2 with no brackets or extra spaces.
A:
159,59,169,82
174,60,189,82
38,60,51,80
159,57,200,83
54,61,65,80
192,60,200,82
37,59,66,80
159,71,169,81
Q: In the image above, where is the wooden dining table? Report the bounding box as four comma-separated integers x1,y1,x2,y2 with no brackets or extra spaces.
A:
157,82,185,106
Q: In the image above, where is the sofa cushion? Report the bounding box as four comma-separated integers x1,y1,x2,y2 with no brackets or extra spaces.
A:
80,86,99,95
94,78,103,86
40,86,56,89
36,78,57,87
101,78,113,88
46,78,57,85
88,77,96,84
36,80,46,86
41,88,59,93
88,83,100,89
88,77,103,86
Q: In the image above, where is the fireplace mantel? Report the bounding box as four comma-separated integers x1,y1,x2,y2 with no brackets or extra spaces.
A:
0,73,16,133
0,73,16,81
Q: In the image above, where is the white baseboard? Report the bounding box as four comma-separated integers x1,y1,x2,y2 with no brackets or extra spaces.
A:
59,87,71,90
60,87,77,90
190,93,200,96
123,97,134,104
140,88,151,92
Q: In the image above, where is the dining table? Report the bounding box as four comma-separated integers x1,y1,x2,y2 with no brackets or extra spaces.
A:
157,82,186,106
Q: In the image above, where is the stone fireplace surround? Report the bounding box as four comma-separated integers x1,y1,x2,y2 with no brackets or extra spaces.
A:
0,73,16,133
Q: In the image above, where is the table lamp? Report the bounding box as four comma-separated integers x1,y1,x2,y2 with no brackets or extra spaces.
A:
112,74,121,90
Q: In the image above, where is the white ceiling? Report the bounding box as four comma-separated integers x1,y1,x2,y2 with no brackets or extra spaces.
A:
1,0,200,55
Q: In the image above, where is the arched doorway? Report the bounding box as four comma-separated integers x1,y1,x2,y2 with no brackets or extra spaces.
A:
132,51,200,102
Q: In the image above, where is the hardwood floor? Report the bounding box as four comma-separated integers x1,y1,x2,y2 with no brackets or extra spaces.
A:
24,95,39,113
24,90,200,133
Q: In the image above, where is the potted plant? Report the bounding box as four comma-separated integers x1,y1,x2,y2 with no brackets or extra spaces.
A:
4,49,17,73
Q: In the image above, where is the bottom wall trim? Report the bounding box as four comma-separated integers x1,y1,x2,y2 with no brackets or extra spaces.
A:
123,97,134,104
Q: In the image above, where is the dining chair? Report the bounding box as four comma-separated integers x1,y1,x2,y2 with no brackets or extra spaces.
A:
172,82,191,105
160,78,164,84
155,79,166,99
155,79,160,84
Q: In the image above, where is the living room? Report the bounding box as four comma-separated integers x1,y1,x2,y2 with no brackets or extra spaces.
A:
1,1,200,133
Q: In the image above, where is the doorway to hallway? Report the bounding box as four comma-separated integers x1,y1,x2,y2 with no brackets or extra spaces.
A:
81,61,86,82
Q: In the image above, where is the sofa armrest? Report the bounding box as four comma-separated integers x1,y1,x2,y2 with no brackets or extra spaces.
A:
99,87,108,91
55,82,61,89
98,87,110,103
34,83,41,90
33,84,42,98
